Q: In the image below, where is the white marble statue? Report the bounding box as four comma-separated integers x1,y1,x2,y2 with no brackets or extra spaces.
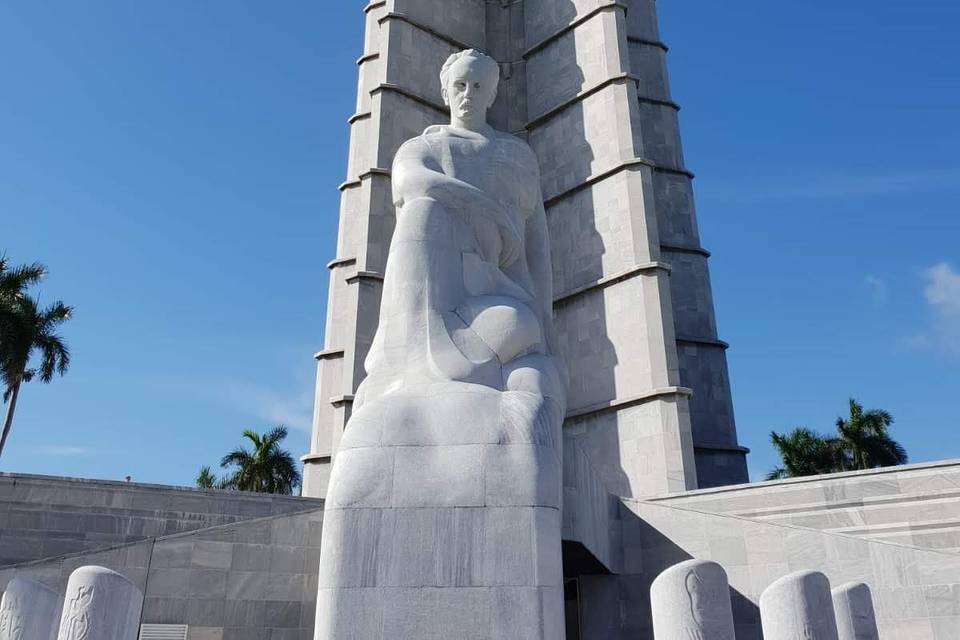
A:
315,49,566,639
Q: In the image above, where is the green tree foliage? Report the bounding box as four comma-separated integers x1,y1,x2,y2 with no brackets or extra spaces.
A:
766,399,908,480
196,465,218,489
0,256,73,458
217,426,301,494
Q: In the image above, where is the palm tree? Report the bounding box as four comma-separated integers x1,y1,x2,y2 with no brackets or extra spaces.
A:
835,398,907,470
766,428,842,480
766,399,907,480
0,258,73,458
219,426,301,494
196,466,218,489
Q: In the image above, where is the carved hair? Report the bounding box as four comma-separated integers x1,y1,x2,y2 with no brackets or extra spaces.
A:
440,49,500,90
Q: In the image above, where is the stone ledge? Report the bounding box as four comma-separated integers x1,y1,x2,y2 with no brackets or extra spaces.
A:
676,336,730,350
329,395,356,407
314,349,345,362
338,167,391,192
526,73,679,132
345,271,385,284
377,12,472,50
371,83,448,115
347,111,372,125
693,443,750,454
566,387,693,421
553,262,671,307
326,257,357,270
523,2,629,59
627,35,669,52
300,453,332,464
543,157,692,208
362,0,386,15
661,243,711,258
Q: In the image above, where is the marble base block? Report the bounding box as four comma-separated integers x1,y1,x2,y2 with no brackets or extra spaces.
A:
760,571,839,640
650,559,735,640
56,566,143,640
0,577,62,640
832,582,879,640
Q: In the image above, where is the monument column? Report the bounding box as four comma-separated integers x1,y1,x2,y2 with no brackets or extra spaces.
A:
305,0,748,498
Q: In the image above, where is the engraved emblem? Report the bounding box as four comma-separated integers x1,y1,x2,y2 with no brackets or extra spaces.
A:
58,585,95,640
0,595,24,640
681,569,734,640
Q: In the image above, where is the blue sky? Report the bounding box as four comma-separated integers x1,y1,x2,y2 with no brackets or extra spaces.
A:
1,1,957,486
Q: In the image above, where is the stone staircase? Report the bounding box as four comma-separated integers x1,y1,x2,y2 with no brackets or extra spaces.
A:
647,459,960,553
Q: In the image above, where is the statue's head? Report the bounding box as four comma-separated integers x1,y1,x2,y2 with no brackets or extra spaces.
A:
440,49,499,127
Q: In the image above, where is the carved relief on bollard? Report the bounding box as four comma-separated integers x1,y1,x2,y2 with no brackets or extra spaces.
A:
1,577,62,640
58,585,94,640
759,571,839,640
651,559,736,640
0,595,22,640
56,567,142,640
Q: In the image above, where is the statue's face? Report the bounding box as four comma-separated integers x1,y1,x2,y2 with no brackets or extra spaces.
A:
442,57,498,124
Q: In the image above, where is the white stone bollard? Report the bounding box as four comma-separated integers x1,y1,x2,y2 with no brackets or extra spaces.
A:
0,577,62,640
760,570,839,640
56,566,142,640
651,559,736,640
832,582,879,640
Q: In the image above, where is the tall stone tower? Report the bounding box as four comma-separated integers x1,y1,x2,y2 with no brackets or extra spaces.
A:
302,0,748,500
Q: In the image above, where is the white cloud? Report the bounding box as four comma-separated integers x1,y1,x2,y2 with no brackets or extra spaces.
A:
903,263,960,356
219,381,314,432
34,445,97,457
925,263,960,317
864,275,888,303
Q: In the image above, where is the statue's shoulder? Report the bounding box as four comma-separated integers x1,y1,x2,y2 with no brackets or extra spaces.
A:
493,130,539,166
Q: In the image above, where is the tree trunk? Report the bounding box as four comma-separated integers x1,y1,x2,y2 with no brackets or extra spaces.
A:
0,380,22,459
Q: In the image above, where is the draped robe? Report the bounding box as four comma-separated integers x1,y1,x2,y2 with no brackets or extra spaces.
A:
316,124,566,640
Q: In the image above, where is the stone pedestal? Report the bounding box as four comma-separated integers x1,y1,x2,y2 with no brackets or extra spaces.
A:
56,566,142,640
832,582,879,640
759,571,839,640
650,559,735,640
0,577,62,640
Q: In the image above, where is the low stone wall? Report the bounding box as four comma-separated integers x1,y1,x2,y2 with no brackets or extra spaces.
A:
648,459,960,553
0,473,323,566
0,507,325,640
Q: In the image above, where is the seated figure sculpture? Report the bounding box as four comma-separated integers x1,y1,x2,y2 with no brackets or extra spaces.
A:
315,50,566,639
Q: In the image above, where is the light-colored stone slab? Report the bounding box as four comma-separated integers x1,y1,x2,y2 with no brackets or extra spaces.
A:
832,582,879,640
650,559,735,640
759,570,839,640
56,566,142,640
0,577,62,640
